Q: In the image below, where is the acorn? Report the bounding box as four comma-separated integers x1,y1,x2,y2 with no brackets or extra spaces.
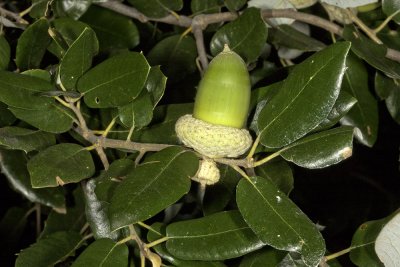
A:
175,44,253,185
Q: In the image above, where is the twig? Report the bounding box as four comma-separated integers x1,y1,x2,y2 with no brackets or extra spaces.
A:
0,4,29,26
192,16,209,71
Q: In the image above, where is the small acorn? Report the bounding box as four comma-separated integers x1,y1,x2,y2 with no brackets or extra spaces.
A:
175,44,253,185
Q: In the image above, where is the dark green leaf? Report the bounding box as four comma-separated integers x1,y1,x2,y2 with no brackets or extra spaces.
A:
58,0,92,19
127,0,183,18
77,52,150,108
340,54,379,147
119,67,166,129
224,0,247,11
280,126,354,169
255,158,293,195
210,7,268,63
250,82,282,112
0,127,55,152
0,149,65,212
166,210,265,260
239,248,286,267
148,222,226,267
237,176,325,267
278,252,308,267
269,24,326,52
375,72,400,124
0,207,27,260
203,165,241,215
382,0,400,24
258,42,350,149
59,27,99,91
0,102,16,127
0,35,10,70
15,231,83,267
37,90,81,98
80,5,140,51
343,25,400,79
16,18,51,70
27,143,95,188
21,69,51,81
349,217,390,267
314,91,357,131
72,239,129,267
29,0,49,18
191,0,223,15
147,35,197,82
109,147,198,231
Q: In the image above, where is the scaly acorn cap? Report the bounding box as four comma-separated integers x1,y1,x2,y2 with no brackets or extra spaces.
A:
192,158,220,185
193,44,251,129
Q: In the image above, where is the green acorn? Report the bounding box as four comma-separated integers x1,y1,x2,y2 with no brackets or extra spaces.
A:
175,45,252,186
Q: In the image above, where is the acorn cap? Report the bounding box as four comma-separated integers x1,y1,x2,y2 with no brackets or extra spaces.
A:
175,114,252,158
191,158,220,185
193,44,250,129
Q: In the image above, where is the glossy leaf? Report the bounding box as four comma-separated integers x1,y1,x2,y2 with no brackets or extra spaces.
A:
340,54,379,147
278,252,309,266
382,0,400,24
0,127,55,152
210,7,268,63
0,149,65,212
77,52,150,108
237,176,325,267
127,0,183,18
16,18,51,70
314,91,357,131
15,231,83,267
320,0,378,8
0,102,15,127
109,146,198,231
239,248,286,267
147,35,197,82
71,239,128,267
258,42,350,149
224,0,247,11
0,35,10,70
148,222,226,267
269,24,326,52
375,211,400,267
350,216,390,267
166,210,265,260
80,5,140,51
21,68,51,81
27,143,95,188
375,72,400,124
255,158,294,195
57,0,92,19
343,25,400,79
59,27,99,91
191,0,223,15
280,126,354,169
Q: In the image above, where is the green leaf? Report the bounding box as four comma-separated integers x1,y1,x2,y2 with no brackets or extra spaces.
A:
29,0,49,18
59,27,99,91
21,69,51,81
350,217,391,267
80,5,140,51
0,102,16,127
191,0,223,15
134,103,193,144
236,176,325,267
166,210,265,260
40,188,85,238
71,239,129,267
375,211,400,266
280,126,354,169
0,127,55,152
77,52,150,108
258,42,350,149
340,53,379,147
148,222,226,267
278,252,309,266
0,35,10,70
268,24,326,52
27,143,95,188
16,18,51,70
127,0,183,18
119,67,166,129
109,147,198,231
210,7,268,63
147,35,197,82
314,91,357,131
343,25,400,79
224,0,247,11
0,149,65,212
255,158,293,195
57,0,92,19
203,165,241,215
382,0,400,24
375,72,400,124
15,231,83,267
239,248,286,267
